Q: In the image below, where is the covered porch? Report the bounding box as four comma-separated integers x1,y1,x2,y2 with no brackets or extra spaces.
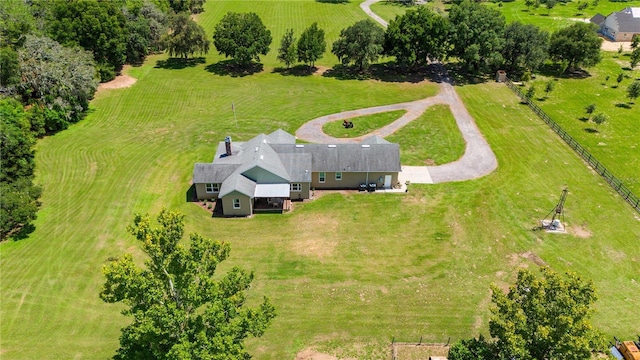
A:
253,183,292,213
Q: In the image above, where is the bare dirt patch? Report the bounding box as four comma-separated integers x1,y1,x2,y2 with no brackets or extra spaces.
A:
569,224,592,238
296,349,338,360
314,65,330,76
394,343,449,360
509,251,547,268
601,39,632,52
290,213,338,258
97,71,137,92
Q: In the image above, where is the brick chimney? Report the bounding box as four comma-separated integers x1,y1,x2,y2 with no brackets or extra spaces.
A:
224,136,232,156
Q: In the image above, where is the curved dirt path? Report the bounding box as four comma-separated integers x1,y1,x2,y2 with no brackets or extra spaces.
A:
296,0,497,184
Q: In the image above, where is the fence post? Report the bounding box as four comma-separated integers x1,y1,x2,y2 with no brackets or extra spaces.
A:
502,76,640,215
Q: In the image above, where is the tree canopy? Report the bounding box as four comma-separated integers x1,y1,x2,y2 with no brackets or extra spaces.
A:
101,209,276,359
489,268,602,360
332,19,385,71
47,0,128,81
277,28,297,69
549,22,602,71
163,12,209,59
18,35,98,133
502,22,549,74
297,22,326,69
449,0,505,74
213,12,272,65
383,7,449,68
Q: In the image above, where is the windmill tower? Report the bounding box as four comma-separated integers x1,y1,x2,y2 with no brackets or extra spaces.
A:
541,188,568,233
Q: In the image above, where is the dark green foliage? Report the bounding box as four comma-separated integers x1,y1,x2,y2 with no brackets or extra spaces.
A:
277,29,297,69
448,335,494,360
101,209,276,360
632,34,640,50
592,112,606,127
549,22,602,71
616,72,624,86
48,0,127,82
627,81,640,102
0,0,34,48
585,103,596,119
18,35,98,133
124,12,151,65
297,22,326,68
163,12,209,59
630,47,640,69
490,268,601,360
213,12,272,65
449,0,505,74
502,22,549,74
168,0,206,14
545,80,555,97
577,1,589,13
383,7,449,68
0,46,20,88
0,99,41,240
526,84,536,99
140,1,169,53
332,19,385,71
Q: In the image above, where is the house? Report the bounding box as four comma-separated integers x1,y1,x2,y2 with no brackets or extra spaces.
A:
192,129,401,216
591,7,640,42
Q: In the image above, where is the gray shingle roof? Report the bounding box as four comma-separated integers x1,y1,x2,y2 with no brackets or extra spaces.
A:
611,7,640,33
238,135,291,182
266,129,296,144
270,143,401,172
361,135,392,145
193,163,240,183
219,173,256,198
590,13,605,26
277,153,312,182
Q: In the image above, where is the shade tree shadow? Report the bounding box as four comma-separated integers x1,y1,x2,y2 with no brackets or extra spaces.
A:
272,65,315,77
155,57,206,69
322,62,445,83
578,116,589,122
315,0,350,3
584,127,598,133
205,60,264,77
616,102,633,108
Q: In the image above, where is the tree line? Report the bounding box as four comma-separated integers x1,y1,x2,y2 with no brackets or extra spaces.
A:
0,0,206,240
203,2,602,78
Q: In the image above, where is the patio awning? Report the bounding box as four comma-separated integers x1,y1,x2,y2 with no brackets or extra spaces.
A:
254,183,290,198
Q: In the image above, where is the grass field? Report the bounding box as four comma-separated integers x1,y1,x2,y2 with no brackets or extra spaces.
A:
1,1,640,359
322,110,406,138
386,104,466,165
524,51,640,192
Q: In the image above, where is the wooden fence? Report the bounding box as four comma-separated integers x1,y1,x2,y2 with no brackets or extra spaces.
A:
504,77,640,213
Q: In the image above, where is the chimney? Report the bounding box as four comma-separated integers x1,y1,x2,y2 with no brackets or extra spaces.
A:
224,136,232,156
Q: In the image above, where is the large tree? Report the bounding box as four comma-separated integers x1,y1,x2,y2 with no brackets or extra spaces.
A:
489,268,602,360
0,99,41,240
101,209,276,360
383,7,449,68
332,19,385,71
297,22,326,69
0,0,34,48
449,0,505,74
47,0,128,82
18,35,98,133
277,28,297,69
549,22,602,71
502,22,549,74
163,12,209,59
213,12,272,65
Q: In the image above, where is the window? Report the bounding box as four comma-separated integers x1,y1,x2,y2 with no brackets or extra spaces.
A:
335,172,342,181
233,198,241,209
290,183,302,192
319,172,325,183
205,183,219,193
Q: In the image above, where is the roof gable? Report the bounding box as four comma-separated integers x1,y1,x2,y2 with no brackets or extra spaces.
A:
219,173,256,198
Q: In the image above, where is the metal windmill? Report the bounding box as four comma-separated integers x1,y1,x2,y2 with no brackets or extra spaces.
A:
541,188,568,232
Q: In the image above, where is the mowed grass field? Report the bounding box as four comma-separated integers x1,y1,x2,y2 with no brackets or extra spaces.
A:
525,51,640,192
1,1,640,359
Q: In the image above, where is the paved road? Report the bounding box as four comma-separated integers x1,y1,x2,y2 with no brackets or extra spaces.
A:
296,0,498,184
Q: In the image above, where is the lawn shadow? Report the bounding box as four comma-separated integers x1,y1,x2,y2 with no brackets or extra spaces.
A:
205,60,264,77
322,62,439,83
5,223,36,241
584,127,599,133
616,102,632,109
155,57,206,69
578,116,589,122
316,0,349,3
537,63,592,79
272,65,314,77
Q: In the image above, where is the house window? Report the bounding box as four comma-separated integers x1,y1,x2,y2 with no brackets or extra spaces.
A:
290,183,302,192
319,172,325,183
233,198,241,209
205,183,219,193
335,172,342,181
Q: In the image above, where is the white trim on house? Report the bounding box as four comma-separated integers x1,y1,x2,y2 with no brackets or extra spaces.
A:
233,198,241,209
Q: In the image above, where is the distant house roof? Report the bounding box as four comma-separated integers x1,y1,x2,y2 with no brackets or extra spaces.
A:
609,7,640,33
193,129,401,193
590,13,606,26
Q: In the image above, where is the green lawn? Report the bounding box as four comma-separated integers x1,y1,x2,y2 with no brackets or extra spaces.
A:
1,1,640,359
386,104,465,165
322,110,406,138
524,51,640,192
